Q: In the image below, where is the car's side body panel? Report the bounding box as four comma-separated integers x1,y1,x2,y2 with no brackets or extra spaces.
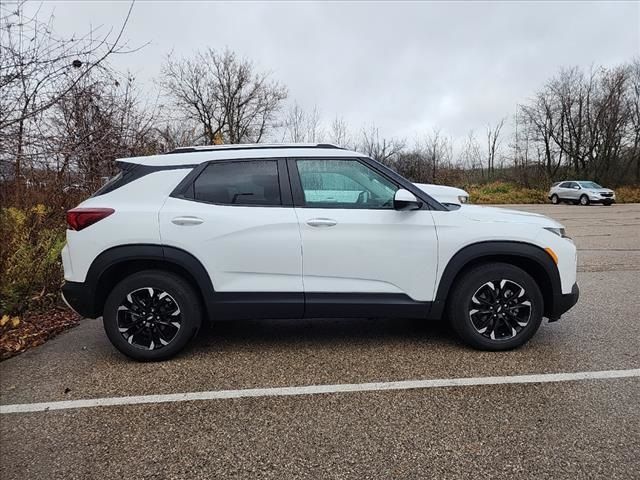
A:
62,169,191,283
293,207,439,301
159,196,304,293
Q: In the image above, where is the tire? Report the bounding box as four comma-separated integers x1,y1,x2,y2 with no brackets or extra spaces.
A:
550,194,559,205
447,263,544,351
103,270,202,361
579,195,590,206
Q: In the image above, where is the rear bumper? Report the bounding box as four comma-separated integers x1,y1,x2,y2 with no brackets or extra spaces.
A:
61,281,99,319
547,283,579,321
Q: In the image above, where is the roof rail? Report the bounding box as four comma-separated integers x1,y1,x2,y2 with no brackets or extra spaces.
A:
165,143,343,154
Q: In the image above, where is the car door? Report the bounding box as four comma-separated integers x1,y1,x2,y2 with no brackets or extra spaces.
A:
288,157,439,313
159,158,303,316
557,182,572,200
566,181,581,200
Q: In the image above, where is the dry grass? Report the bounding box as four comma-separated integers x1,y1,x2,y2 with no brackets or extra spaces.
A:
616,186,640,203
467,182,548,204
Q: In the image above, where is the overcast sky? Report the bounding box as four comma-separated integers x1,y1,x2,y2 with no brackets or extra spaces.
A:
31,1,640,141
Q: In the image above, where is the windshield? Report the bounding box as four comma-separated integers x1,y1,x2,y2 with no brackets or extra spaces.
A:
579,181,603,189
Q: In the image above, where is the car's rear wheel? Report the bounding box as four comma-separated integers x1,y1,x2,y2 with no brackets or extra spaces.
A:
103,270,202,361
580,195,590,206
448,263,544,350
550,194,559,205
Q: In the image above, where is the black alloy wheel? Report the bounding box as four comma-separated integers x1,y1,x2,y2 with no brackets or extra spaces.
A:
116,287,183,350
448,263,544,350
103,270,202,361
468,279,531,340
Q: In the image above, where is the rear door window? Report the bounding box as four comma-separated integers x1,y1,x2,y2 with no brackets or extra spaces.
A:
193,160,281,206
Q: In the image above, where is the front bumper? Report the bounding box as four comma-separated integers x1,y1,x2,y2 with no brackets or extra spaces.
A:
61,281,99,319
589,197,616,204
547,283,579,321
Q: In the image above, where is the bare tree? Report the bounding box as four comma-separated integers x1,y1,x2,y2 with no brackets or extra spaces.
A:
328,115,351,148
154,119,202,152
520,90,565,181
44,72,159,192
0,1,136,191
282,102,322,142
305,105,322,143
421,129,453,183
359,124,405,165
459,130,484,180
519,63,636,184
160,48,287,144
486,118,505,178
629,59,640,182
282,102,306,142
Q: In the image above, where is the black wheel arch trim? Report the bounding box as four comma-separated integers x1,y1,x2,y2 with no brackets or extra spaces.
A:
77,244,216,319
429,241,563,320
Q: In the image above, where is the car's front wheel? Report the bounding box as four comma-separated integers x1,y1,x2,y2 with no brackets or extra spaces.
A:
103,270,202,361
448,263,544,350
580,195,590,206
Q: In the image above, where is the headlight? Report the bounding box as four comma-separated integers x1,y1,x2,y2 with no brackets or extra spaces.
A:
457,195,469,204
544,227,569,238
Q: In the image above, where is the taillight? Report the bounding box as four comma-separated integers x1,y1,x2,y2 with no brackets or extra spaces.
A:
66,208,115,231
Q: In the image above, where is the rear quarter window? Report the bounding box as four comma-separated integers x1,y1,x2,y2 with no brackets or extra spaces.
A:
92,163,195,197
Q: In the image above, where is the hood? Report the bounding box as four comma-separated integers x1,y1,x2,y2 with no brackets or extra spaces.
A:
459,204,562,228
585,188,614,193
414,183,468,204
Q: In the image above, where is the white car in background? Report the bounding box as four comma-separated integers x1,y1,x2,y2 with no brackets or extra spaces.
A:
415,183,469,205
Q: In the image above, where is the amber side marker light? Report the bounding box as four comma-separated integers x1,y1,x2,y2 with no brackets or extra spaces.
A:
545,247,559,265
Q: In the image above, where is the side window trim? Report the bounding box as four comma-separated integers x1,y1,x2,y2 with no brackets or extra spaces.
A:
170,157,293,208
358,156,443,210
287,157,401,210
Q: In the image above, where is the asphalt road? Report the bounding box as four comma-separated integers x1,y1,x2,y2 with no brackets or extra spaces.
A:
1,203,639,479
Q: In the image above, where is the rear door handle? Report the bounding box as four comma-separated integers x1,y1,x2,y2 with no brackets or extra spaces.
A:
172,216,204,226
306,218,337,227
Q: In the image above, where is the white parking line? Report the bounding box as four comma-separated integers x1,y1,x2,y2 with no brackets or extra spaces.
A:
1,368,639,414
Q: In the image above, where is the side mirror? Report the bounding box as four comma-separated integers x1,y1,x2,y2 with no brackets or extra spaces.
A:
394,189,422,211
573,185,581,190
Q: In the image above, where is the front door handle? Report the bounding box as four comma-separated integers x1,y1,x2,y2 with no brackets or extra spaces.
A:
172,216,204,226
306,218,337,227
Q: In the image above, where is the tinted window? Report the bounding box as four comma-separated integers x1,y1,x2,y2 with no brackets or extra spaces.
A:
296,159,397,208
193,160,281,206
559,182,572,188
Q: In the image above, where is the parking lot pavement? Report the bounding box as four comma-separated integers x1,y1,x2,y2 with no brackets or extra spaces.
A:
1,204,639,479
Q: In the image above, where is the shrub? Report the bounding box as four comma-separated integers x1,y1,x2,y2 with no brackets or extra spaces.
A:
616,186,640,203
0,205,66,315
467,182,548,204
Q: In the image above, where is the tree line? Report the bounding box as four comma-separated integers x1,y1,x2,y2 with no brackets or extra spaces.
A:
1,1,638,208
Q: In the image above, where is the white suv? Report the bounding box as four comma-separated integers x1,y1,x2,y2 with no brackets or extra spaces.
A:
548,181,615,206
61,143,579,361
